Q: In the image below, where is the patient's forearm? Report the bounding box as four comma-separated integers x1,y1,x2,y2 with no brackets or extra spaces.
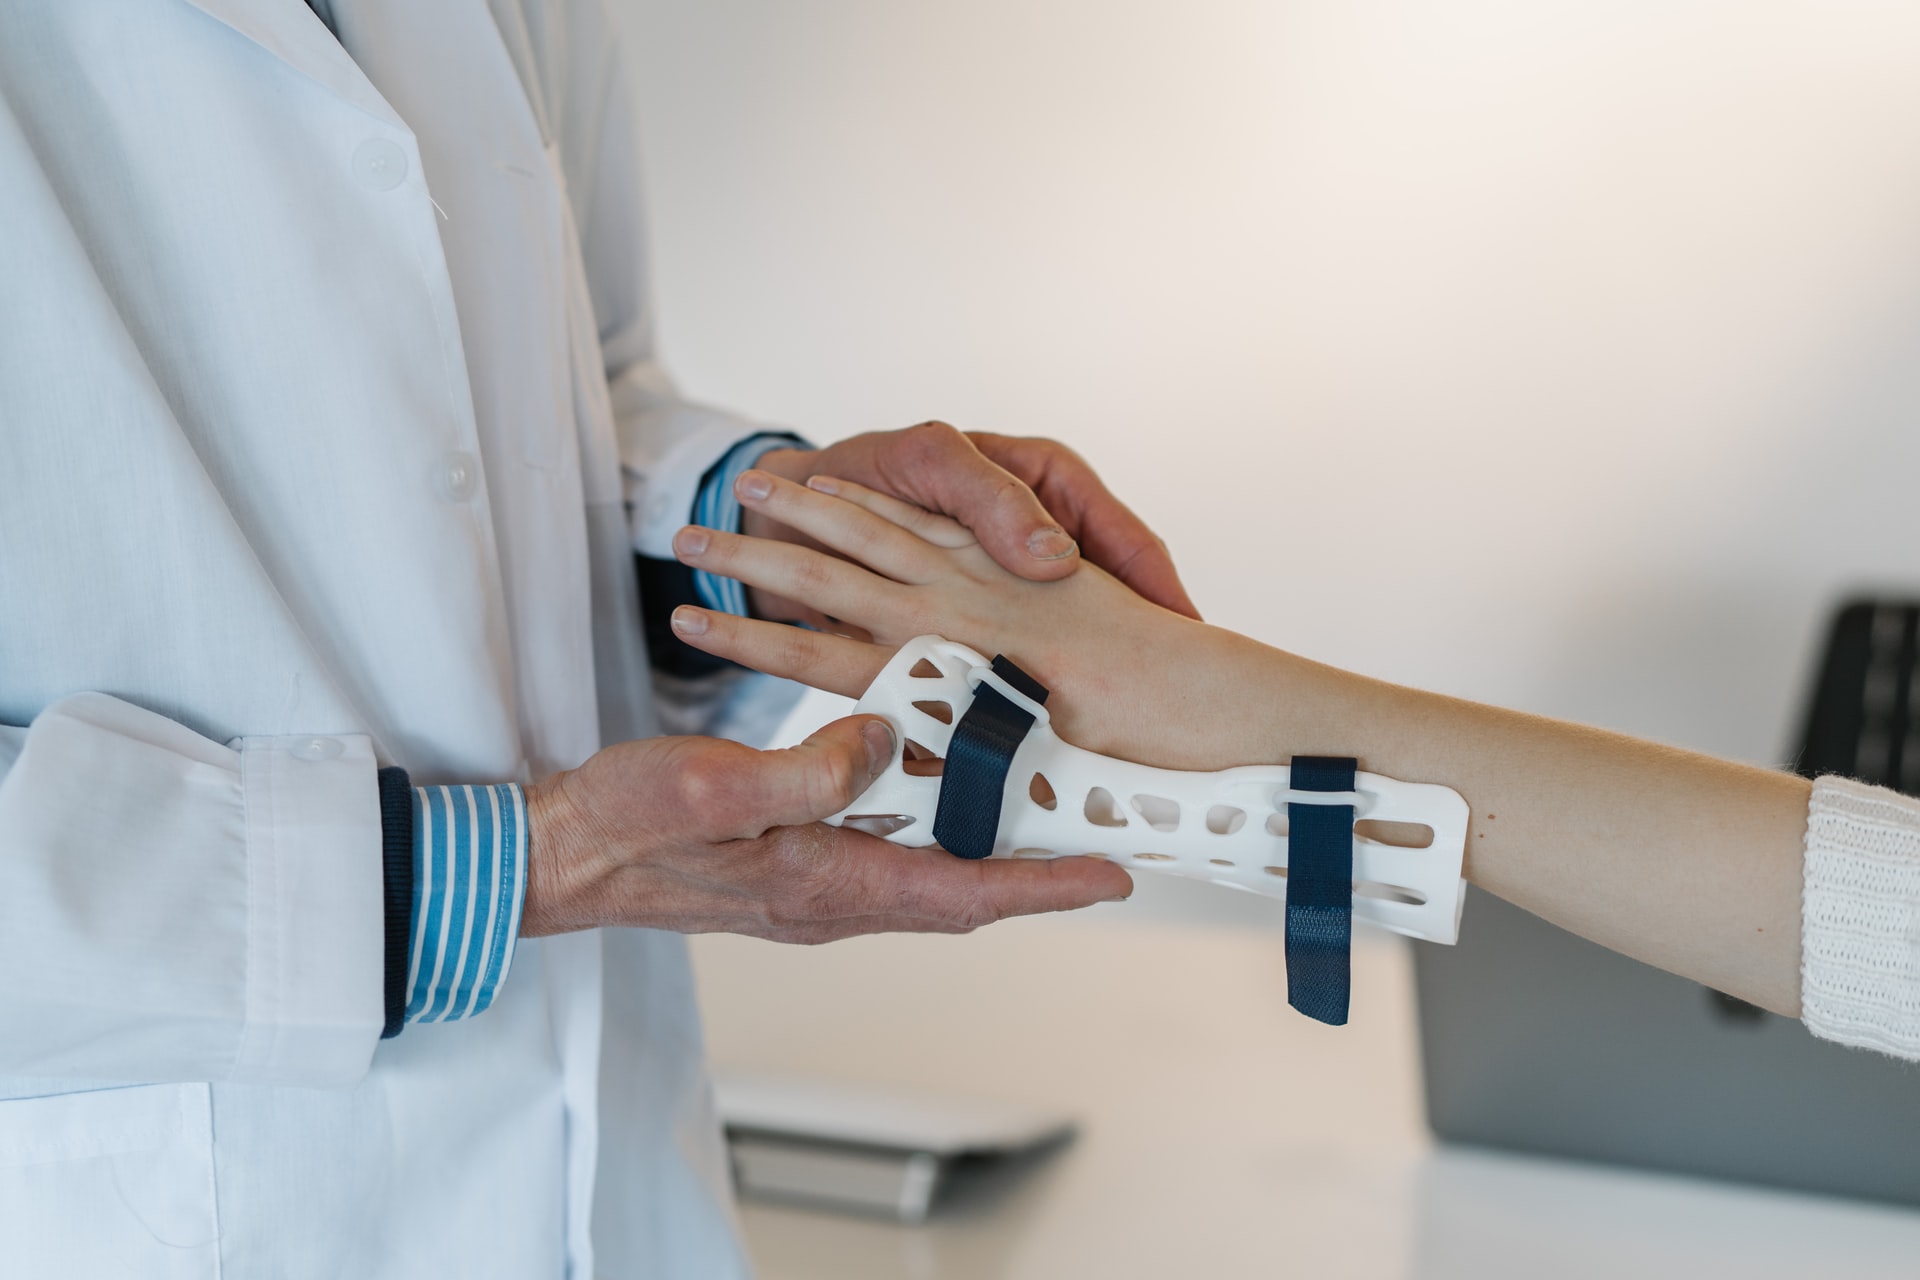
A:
1211,630,1811,1014
667,468,1812,1012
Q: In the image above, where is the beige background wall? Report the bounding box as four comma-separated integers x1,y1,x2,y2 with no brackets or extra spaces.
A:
601,18,1920,1270
614,0,1920,769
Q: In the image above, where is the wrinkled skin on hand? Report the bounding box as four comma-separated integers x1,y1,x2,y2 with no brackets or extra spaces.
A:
744,421,1198,624
520,712,1132,940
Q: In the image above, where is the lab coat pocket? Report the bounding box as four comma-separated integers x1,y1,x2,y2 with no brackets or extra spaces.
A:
0,1083,218,1277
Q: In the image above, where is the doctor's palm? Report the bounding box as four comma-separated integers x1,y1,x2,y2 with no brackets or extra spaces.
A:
519,714,1131,940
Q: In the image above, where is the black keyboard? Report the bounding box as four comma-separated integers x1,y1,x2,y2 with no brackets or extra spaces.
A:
1794,601,1920,794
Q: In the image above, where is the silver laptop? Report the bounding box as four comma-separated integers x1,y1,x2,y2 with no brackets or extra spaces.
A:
1414,601,1920,1206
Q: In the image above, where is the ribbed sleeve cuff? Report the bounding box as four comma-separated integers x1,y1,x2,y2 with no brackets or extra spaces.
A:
1800,775,1920,1058
405,784,527,1025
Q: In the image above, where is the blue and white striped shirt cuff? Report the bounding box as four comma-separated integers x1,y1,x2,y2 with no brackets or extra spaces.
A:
692,432,811,617
406,784,527,1024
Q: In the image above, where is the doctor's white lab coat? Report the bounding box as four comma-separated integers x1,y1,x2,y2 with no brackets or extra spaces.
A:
0,1,762,1274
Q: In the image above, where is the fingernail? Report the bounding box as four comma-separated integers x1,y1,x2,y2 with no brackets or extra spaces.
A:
674,526,710,557
1027,527,1076,560
671,606,708,636
806,475,841,495
861,720,897,777
737,470,772,501
1105,890,1132,903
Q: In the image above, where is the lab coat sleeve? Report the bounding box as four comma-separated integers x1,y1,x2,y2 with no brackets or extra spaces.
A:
566,14,803,561
0,694,384,1089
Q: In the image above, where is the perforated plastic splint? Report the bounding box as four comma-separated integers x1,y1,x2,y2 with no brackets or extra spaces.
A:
828,636,1471,944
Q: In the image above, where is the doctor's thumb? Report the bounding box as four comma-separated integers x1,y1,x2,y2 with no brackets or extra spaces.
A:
756,715,898,828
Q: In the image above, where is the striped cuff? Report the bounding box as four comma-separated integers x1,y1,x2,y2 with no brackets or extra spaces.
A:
406,784,527,1024
692,432,810,617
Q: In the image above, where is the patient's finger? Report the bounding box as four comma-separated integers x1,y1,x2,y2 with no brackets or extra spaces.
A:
669,607,890,697
804,476,976,550
674,524,903,628
735,471,946,582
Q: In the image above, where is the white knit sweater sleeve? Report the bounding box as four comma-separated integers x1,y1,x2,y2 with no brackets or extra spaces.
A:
1800,776,1920,1059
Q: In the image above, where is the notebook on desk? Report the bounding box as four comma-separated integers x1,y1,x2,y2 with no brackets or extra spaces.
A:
1413,600,1920,1207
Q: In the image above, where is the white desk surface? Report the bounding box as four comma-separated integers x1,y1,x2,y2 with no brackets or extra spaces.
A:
691,893,1920,1280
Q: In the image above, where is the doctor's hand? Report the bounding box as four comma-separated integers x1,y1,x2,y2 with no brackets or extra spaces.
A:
518,715,1133,941
748,422,1200,621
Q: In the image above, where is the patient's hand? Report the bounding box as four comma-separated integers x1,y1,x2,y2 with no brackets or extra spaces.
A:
682,475,1818,1021
670,472,1269,770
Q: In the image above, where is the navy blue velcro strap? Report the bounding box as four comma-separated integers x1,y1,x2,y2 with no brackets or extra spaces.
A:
931,656,1049,860
1285,755,1356,1026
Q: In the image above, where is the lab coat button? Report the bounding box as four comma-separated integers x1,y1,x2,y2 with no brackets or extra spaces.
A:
436,451,480,502
352,138,408,191
292,736,343,762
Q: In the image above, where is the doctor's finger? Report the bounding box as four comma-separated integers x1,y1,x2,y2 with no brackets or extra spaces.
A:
673,523,903,629
733,470,945,582
970,431,1201,620
801,475,976,550
713,714,900,836
671,607,889,699
871,850,1135,927
852,421,1081,584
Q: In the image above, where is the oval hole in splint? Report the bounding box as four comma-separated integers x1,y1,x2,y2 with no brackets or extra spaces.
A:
1354,880,1427,906
1206,805,1246,836
901,739,945,777
1029,773,1058,810
843,814,918,837
909,658,943,679
1354,819,1434,849
912,700,954,725
1083,787,1129,828
1129,795,1180,833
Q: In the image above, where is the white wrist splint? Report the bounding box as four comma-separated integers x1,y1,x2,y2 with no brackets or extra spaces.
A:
828,636,1470,945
